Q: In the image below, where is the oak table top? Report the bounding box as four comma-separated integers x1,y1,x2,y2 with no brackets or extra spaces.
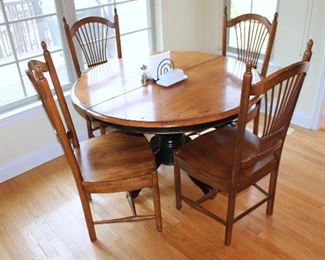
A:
71,51,260,133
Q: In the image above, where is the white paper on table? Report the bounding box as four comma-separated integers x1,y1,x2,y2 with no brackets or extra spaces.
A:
146,51,171,80
156,69,187,87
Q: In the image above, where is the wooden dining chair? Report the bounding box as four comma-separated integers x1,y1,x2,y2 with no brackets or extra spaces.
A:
63,9,122,77
187,9,278,140
63,8,122,138
223,6,278,78
174,40,313,245
26,42,162,242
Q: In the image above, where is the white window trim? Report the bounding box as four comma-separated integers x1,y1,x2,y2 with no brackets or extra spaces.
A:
0,0,154,115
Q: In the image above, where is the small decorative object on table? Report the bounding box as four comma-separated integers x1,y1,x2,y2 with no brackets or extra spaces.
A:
156,58,187,87
140,64,148,85
156,58,175,80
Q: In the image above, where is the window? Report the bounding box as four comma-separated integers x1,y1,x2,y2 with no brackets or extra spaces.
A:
73,0,152,68
227,0,278,21
0,0,153,112
0,0,69,111
225,0,278,53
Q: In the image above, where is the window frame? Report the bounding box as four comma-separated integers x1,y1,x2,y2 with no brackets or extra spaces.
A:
0,0,154,114
224,0,279,20
224,0,279,61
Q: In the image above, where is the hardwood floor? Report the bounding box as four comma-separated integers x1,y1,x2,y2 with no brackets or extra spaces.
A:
0,126,324,259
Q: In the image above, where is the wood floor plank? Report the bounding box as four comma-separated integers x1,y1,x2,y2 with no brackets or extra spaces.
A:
0,127,324,259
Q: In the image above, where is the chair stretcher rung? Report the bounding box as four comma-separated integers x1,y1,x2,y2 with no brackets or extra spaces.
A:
94,215,156,225
182,195,226,225
234,196,270,223
253,183,269,195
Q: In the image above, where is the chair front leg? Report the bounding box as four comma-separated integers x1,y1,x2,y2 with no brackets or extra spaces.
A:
225,192,236,245
79,189,97,242
174,161,182,210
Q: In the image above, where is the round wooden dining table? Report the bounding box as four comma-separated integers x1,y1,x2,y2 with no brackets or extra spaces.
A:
71,51,260,167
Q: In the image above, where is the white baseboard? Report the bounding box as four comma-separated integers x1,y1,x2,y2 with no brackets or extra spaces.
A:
291,111,313,129
0,131,88,184
0,142,64,183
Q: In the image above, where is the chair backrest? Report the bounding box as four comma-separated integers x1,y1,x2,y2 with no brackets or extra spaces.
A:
222,6,278,78
25,41,84,186
63,8,122,78
231,40,313,184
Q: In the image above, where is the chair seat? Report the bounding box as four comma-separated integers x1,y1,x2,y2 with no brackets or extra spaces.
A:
75,132,156,184
175,125,275,191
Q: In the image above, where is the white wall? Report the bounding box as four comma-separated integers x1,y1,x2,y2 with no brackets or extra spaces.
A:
0,99,87,183
156,0,325,128
271,0,325,128
155,0,223,53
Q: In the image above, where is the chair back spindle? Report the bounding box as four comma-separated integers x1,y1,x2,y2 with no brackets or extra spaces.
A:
63,8,122,78
223,6,278,78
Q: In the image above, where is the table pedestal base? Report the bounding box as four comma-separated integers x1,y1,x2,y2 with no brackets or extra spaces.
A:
130,133,212,198
150,134,185,166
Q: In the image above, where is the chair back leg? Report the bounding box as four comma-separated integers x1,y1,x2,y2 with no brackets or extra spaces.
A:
86,192,92,202
152,171,162,231
174,162,182,210
99,126,106,135
86,116,94,138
